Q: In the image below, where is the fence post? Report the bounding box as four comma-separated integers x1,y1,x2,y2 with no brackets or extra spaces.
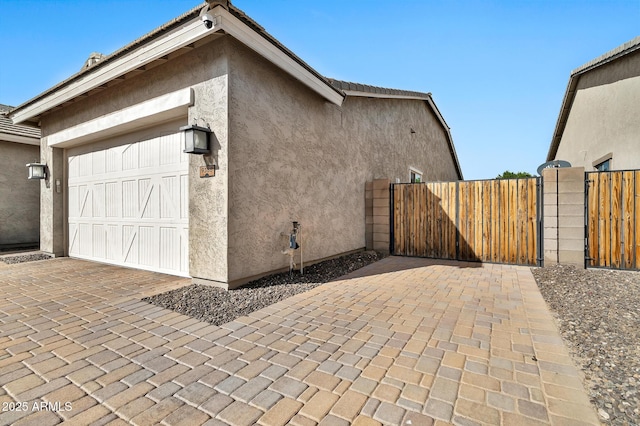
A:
542,167,585,268
372,179,391,253
365,181,374,250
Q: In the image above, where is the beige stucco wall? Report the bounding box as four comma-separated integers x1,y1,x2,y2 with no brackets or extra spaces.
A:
0,141,40,247
554,50,640,171
226,39,458,284
38,36,231,279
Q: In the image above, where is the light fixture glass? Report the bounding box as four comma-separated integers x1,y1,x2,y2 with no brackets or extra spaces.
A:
181,125,211,154
26,163,47,180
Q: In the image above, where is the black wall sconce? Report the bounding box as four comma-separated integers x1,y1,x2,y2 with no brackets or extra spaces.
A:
180,124,211,155
26,163,47,180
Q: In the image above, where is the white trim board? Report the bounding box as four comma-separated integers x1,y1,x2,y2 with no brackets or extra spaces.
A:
47,88,193,148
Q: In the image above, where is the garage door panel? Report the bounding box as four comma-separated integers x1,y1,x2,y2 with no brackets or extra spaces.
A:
181,175,188,220
68,131,188,276
106,148,120,173
139,179,156,219
122,144,138,171
160,227,179,270
93,183,105,218
78,185,90,218
93,224,105,258
122,180,137,218
161,176,179,219
69,223,78,255
160,134,182,165
122,225,137,264
92,150,105,175
139,139,156,168
106,225,119,261
105,183,119,217
78,223,91,255
138,226,156,267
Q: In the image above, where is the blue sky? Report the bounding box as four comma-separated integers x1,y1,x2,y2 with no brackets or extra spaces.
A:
1,0,638,180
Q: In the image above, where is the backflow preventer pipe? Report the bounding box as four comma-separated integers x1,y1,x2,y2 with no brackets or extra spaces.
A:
282,222,303,275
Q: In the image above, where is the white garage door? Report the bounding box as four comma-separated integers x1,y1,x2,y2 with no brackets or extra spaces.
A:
67,132,189,276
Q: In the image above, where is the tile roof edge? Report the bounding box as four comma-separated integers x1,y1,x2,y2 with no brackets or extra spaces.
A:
571,35,640,77
327,78,431,99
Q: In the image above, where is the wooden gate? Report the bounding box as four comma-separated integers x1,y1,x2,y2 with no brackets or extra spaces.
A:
586,170,640,269
391,178,542,266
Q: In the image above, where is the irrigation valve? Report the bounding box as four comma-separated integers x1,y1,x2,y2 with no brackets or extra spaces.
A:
282,222,303,276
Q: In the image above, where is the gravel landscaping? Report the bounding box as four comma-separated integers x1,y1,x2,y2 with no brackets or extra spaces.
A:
532,264,640,426
143,250,387,326
0,252,52,264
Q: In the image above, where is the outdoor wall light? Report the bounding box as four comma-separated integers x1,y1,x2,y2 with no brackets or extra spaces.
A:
181,124,211,155
26,163,47,180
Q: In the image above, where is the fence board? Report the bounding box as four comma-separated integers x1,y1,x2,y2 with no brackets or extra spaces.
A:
636,171,640,268
482,180,492,261
598,173,610,266
491,179,500,262
392,177,540,266
611,172,622,268
474,181,483,260
459,182,469,260
588,175,599,267
586,170,640,270
499,180,509,264
527,178,537,265
448,182,457,259
428,183,436,257
517,179,527,264
508,180,517,264
623,171,634,269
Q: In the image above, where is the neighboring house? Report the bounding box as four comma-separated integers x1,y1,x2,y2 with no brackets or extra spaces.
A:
0,104,41,250
547,36,640,171
8,0,462,288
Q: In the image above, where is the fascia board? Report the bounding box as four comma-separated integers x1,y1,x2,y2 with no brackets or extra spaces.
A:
46,88,193,148
216,9,344,106
0,133,40,146
11,19,214,125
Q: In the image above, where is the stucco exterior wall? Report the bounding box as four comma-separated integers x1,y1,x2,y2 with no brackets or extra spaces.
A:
554,50,640,171
0,141,40,247
38,37,231,279
226,39,458,284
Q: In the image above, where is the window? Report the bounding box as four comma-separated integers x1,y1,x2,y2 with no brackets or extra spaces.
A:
410,169,422,183
592,153,612,171
595,159,610,171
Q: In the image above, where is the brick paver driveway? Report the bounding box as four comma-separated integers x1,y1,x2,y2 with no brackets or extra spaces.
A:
0,257,599,425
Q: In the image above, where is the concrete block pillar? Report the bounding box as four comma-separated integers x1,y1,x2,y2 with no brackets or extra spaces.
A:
372,178,390,253
542,167,585,268
365,181,373,250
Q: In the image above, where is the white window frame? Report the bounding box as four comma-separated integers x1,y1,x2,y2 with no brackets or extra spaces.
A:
592,152,613,171
410,167,423,183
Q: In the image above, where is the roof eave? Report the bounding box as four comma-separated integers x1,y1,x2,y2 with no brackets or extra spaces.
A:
9,4,344,125
547,36,640,161
0,132,40,146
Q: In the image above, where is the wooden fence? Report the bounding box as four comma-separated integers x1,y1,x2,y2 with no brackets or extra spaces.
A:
391,178,542,266
586,170,640,269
